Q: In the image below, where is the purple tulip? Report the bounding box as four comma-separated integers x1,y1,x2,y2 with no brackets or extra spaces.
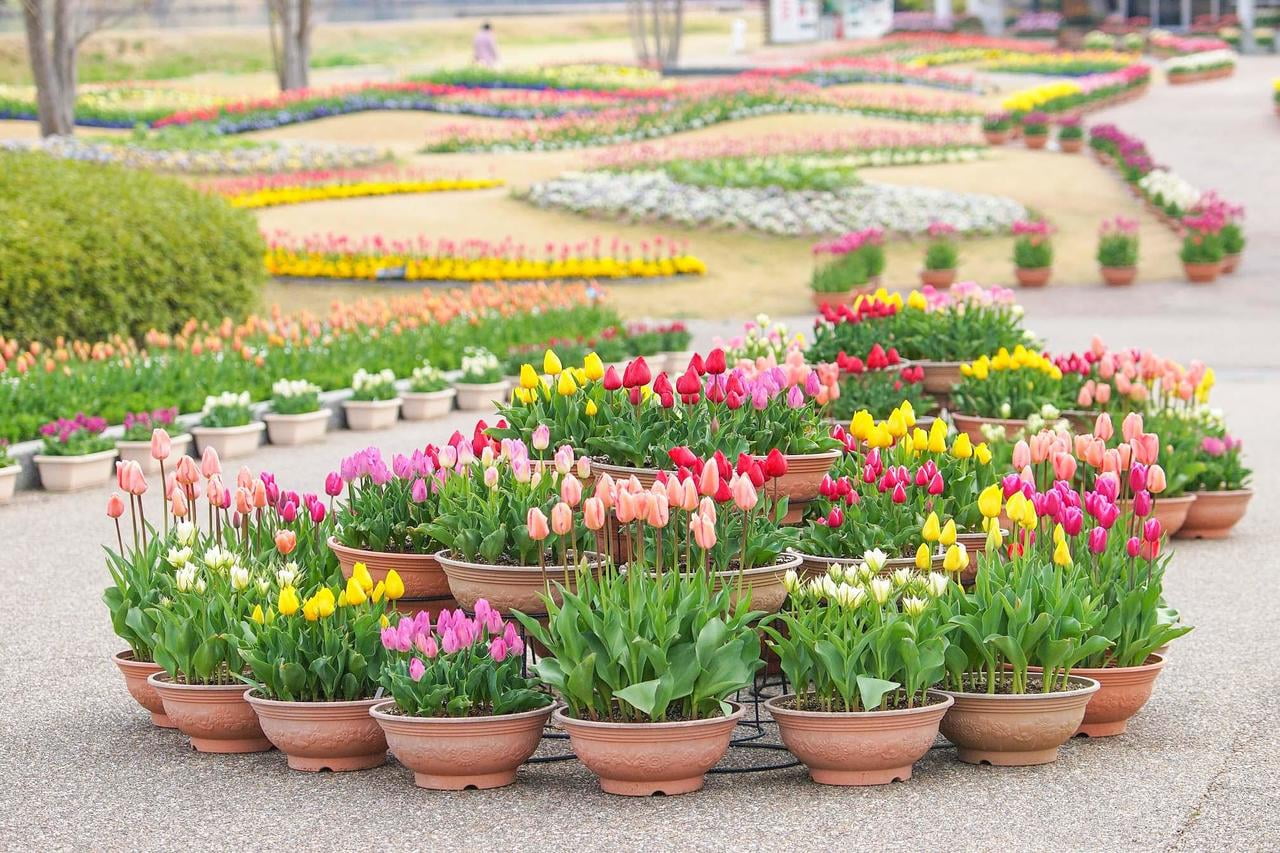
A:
786,386,804,409
1061,507,1083,536
411,478,428,503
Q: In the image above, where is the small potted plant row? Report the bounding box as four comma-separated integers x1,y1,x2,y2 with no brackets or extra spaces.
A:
919,221,959,289
33,413,118,491
402,359,457,420
1012,218,1054,287
191,391,264,460
1096,216,1139,286
116,408,190,473
455,346,510,411
264,378,329,446
344,368,401,430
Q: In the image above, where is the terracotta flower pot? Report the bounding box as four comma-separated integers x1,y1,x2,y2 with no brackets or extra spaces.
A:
811,290,854,311
1183,261,1221,284
370,699,554,790
950,413,1030,444
147,673,272,753
1221,253,1241,274
244,691,387,771
1176,489,1252,539
191,422,265,460
555,702,745,796
328,536,451,599
454,380,511,412
1101,266,1137,286
263,410,330,446
937,675,1100,765
112,651,174,728
983,129,1009,145
1120,493,1196,537
919,268,957,289
116,434,192,474
761,449,842,507
766,692,953,785
32,448,118,492
401,388,457,421
1060,655,1165,737
1014,266,1052,287
918,360,964,395
436,549,606,616
1023,132,1048,150
343,398,401,431
591,461,662,491
1059,137,1084,153
658,552,803,614
0,464,21,503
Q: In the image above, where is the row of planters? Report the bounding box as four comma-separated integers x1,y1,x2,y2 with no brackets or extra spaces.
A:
1164,49,1236,84
103,389,1199,794
983,111,1086,152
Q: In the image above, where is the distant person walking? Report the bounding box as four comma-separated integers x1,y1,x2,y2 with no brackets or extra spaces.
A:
473,22,499,67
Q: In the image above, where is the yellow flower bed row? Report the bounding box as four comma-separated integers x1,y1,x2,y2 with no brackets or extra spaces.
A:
1001,80,1084,113
226,178,504,209
961,345,1063,380
264,250,708,282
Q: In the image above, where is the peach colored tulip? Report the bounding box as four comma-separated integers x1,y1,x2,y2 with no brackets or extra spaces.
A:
664,475,683,509
1133,433,1160,465
699,496,718,525
1093,413,1113,442
205,474,223,504
124,461,148,496
681,478,699,512
1030,434,1051,465
647,493,670,528
170,490,189,518
1122,412,1144,442
150,428,171,462
1052,452,1077,483
1073,433,1092,461
236,465,253,490
1076,382,1094,408
1095,383,1111,404
594,472,616,510
1020,465,1035,484
615,490,636,524
116,461,129,491
165,471,178,499
200,446,221,478
275,530,297,555
583,497,606,531
526,507,550,541
551,501,573,536
174,455,199,486
691,511,717,551
106,493,125,519
1116,442,1133,470
235,487,252,515
699,461,719,497
560,474,583,508
1147,464,1167,493
1012,440,1031,470
730,473,758,512
1101,449,1121,475
251,479,268,509
1085,438,1106,469
626,475,643,495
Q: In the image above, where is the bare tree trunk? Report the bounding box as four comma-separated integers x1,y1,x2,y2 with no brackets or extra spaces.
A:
629,0,685,68
21,0,73,136
628,0,651,64
666,0,685,66
268,0,312,91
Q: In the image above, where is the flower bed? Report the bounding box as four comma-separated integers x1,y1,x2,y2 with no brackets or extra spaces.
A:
522,171,1026,237
201,168,503,209
1001,65,1150,116
1165,50,1237,84
263,231,707,282
0,136,386,175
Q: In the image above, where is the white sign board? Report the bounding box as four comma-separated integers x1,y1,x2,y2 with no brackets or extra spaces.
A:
841,0,893,39
769,0,820,43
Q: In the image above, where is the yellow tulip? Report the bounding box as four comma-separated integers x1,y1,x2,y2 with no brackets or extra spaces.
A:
922,512,941,542
975,442,992,465
277,585,300,616
302,596,320,621
316,587,335,618
585,399,598,416
557,370,577,396
519,364,539,389
867,424,893,449
911,427,928,451
250,604,265,624
951,434,973,459
978,484,1002,518
886,408,906,438
940,519,957,547
850,410,874,441
337,589,349,607
346,575,368,606
543,350,562,375
927,419,948,453
943,543,969,573
379,614,390,629
1053,523,1066,545
915,543,932,570
385,569,405,601
898,401,916,428
1053,539,1073,567
353,562,374,593
985,524,1004,552
906,290,927,311
372,581,385,603
583,352,604,381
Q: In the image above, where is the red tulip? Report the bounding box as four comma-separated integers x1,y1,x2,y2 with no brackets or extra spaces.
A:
602,366,622,391
762,449,788,479
704,348,726,375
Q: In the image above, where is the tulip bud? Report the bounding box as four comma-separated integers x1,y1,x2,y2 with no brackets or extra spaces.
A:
106,492,125,519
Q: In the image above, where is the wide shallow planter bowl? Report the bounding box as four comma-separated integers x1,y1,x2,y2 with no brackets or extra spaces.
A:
454,380,511,412
343,398,401,431
1045,655,1165,737
191,422,265,460
811,290,854,311
116,434,192,474
765,449,843,508
33,449,118,492
1176,489,1252,539
649,553,803,614
436,549,605,616
1014,266,1051,287
1059,137,1083,153
1120,493,1196,537
329,537,451,599
264,410,330,446
555,702,745,796
1101,266,1137,286
937,675,1100,765
370,699,554,790
919,268,957,289
401,388,457,421
951,413,1029,444
147,673,271,753
112,651,174,728
1183,261,1221,284
983,129,1009,145
0,464,20,503
766,692,953,785
918,360,964,395
245,691,386,771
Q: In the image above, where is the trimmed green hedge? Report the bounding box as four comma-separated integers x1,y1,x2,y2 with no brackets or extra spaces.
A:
0,150,263,342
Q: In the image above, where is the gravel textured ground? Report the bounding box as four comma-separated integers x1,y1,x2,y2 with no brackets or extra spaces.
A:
2,56,1280,853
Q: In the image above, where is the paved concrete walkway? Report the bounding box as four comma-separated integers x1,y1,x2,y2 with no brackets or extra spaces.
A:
2,57,1280,852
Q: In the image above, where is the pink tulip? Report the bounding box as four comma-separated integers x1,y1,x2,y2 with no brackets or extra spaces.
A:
561,474,583,507
199,446,221,478
1101,449,1121,475
1076,383,1094,408
170,490,188,518
174,454,199,486
150,428,172,461
1012,440,1031,470
583,496,606,531
594,472,616,510
551,501,573,536
1143,518,1162,543
1095,471,1120,502
106,493,125,519
1029,434,1050,465
647,492,670,528
1095,383,1111,404
691,511,717,550
1132,490,1152,517
1052,452,1077,483
1126,536,1142,557
532,424,550,451
526,507,550,541
115,461,129,491
1087,527,1108,554
1122,412,1144,442
730,474,758,512
408,658,426,682
1085,438,1105,469
664,475,683,509
681,478,699,512
489,637,509,662
1128,464,1148,493
1133,433,1160,465
123,461,148,496
699,461,719,497
554,445,574,475
1116,442,1133,471
1094,413,1114,441
615,490,636,524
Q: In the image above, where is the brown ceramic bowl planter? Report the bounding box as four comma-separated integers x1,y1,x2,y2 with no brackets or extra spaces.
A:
1176,489,1252,539
1015,266,1052,287
918,360,964,396
436,549,606,616
811,290,854,311
555,702,745,796
370,700,554,790
117,434,192,474
919,268,957,289
329,536,450,599
937,675,1100,765
983,129,1009,145
1119,493,1196,537
112,651,175,728
244,691,387,771
1023,132,1048,150
1101,266,1137,286
1029,655,1166,737
147,673,272,753
647,552,803,614
766,692,953,785
951,413,1030,444
1059,137,1084,153
1183,261,1221,283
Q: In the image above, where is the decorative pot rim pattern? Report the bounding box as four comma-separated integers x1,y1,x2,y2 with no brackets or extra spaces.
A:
435,548,606,575
147,671,256,697
369,698,556,730
1121,493,1197,506
244,689,385,717
765,691,954,727
554,700,744,734
938,674,1100,706
1032,653,1164,683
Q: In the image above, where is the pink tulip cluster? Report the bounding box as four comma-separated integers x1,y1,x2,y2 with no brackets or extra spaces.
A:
812,228,885,257
382,599,525,680
39,412,108,443
1002,473,1164,559
915,281,1018,311
1057,336,1208,410
1200,434,1242,457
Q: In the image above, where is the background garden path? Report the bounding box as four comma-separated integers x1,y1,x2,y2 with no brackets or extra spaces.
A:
2,57,1280,852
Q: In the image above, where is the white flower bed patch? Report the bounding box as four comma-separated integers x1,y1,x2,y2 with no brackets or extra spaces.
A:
523,170,1028,237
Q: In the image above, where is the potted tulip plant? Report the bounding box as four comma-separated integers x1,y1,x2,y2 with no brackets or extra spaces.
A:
1097,216,1139,286
920,222,959,289
343,368,401,430
828,349,933,425
1011,219,1054,286
1021,111,1050,149
1220,207,1245,273
0,439,20,502
191,391,264,460
369,601,555,790
982,111,1013,145
657,321,695,372
401,359,457,420
519,565,761,796
951,346,1069,441
264,378,330,445
241,570,403,772
1180,210,1225,283
1056,115,1084,153
809,246,867,310
763,565,955,785
33,413,117,491
116,408,190,473
1179,424,1252,539
454,346,510,411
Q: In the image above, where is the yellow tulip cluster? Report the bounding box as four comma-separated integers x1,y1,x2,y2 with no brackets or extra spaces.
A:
225,178,504,209
269,562,403,621
848,402,992,464
512,350,605,404
854,287,904,312
264,250,708,283
960,345,1063,382
1001,80,1083,113
917,510,969,574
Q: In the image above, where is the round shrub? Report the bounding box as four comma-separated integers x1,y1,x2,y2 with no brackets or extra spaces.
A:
0,150,264,342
